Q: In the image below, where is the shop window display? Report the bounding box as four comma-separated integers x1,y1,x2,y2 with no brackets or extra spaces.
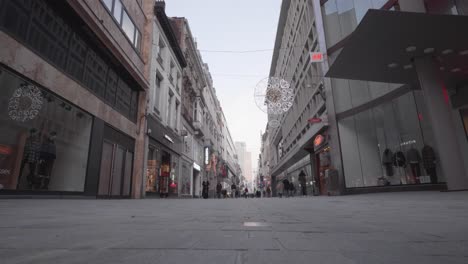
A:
0,67,92,192
338,91,442,188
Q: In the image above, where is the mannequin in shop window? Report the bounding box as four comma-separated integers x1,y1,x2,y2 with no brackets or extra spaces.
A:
406,147,422,184
17,128,41,189
382,149,394,177
422,145,437,184
392,150,406,184
37,131,57,190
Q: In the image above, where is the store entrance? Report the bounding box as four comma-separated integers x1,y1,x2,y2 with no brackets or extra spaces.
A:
315,146,331,195
98,140,133,198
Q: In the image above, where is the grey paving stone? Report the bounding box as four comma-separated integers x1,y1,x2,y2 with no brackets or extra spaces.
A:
0,191,467,264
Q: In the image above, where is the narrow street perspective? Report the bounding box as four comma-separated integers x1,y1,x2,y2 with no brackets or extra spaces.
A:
1,0,468,263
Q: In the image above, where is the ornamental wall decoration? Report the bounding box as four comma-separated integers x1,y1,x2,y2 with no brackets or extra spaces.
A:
8,84,43,122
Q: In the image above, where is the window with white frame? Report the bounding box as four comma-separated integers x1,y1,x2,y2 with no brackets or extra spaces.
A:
154,74,163,113
175,101,180,131
101,0,141,51
167,91,174,126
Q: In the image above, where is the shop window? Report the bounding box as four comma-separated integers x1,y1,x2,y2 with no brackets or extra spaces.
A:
101,0,141,51
0,67,92,192
339,91,442,188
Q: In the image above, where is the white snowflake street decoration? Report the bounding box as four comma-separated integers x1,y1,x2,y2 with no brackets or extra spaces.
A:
8,84,43,122
254,77,294,115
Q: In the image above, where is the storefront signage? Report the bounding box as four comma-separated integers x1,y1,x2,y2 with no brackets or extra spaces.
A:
0,145,12,155
314,134,325,147
204,147,209,165
164,134,174,143
308,117,322,123
310,52,324,62
193,162,201,171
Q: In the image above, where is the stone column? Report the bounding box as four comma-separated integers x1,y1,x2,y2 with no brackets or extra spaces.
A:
414,56,468,190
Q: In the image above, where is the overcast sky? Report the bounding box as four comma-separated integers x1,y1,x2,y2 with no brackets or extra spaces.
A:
166,0,282,171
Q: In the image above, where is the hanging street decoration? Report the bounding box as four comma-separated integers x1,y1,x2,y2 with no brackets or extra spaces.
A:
254,77,294,115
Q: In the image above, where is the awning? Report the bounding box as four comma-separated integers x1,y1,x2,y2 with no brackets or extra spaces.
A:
325,9,468,87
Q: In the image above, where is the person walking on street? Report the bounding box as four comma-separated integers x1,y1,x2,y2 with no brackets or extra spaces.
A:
282,179,290,197
266,186,271,197
231,184,236,198
216,182,222,199
244,187,249,198
298,170,307,196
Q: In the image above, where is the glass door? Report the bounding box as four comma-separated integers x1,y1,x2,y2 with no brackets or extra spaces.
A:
98,142,133,197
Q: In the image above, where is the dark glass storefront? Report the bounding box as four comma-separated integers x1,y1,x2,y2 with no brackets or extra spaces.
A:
0,66,92,192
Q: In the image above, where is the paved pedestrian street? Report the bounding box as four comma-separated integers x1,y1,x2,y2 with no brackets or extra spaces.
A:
1,191,468,264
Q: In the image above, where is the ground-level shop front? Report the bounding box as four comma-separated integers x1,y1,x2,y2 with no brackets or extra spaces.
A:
337,90,447,190
0,66,136,198
145,117,182,198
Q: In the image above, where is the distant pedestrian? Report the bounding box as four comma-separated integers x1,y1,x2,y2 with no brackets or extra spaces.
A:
202,181,209,199
231,184,236,198
298,170,307,196
235,189,240,198
244,187,249,198
216,183,222,199
289,183,295,197
282,179,290,197
266,186,271,197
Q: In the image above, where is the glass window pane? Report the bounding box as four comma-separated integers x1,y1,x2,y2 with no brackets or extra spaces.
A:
135,30,141,51
103,0,113,12
113,0,122,23
122,11,135,44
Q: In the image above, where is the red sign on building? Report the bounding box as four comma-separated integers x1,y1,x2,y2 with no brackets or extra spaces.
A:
310,52,324,62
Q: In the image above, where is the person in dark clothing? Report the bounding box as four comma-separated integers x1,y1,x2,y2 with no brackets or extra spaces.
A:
298,170,307,196
216,183,222,199
382,149,394,176
231,184,236,198
266,186,271,197
282,179,290,197
422,145,437,184
244,187,249,198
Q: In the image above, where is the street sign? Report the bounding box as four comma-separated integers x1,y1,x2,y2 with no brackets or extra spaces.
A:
308,117,322,123
310,52,324,62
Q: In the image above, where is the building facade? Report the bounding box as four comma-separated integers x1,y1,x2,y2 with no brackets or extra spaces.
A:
170,16,240,198
170,16,207,198
265,0,468,196
0,0,152,198
144,1,186,198
267,0,327,196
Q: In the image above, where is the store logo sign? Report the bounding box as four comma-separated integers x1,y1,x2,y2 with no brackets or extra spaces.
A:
310,52,324,62
314,134,325,147
193,162,201,171
204,147,209,165
164,135,174,143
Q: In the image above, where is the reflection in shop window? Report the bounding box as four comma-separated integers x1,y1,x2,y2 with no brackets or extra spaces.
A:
0,67,92,192
461,108,468,138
